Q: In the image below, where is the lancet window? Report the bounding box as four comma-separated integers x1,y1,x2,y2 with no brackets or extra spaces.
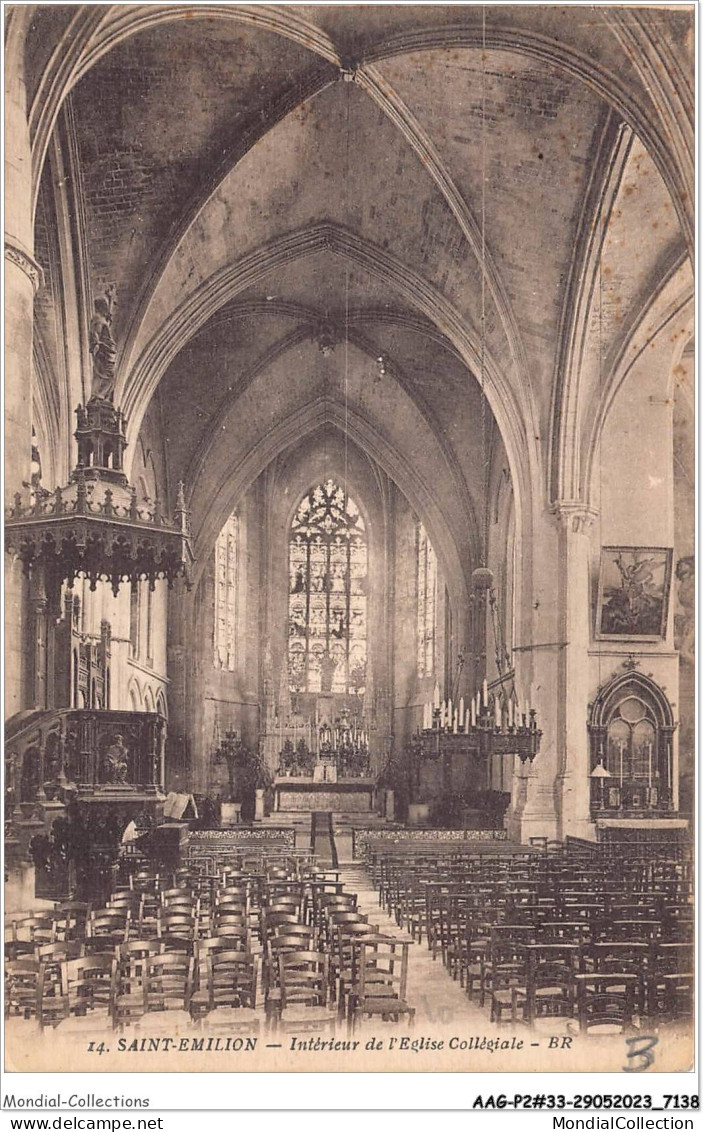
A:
288,480,367,695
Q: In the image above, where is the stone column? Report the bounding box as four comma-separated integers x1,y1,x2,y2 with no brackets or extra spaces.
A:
505,508,561,843
552,502,599,840
30,591,49,712
5,28,42,716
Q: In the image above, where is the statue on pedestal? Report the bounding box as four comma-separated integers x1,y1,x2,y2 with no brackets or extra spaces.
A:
89,286,117,402
104,734,129,784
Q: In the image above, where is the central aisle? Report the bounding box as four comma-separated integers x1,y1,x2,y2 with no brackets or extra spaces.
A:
339,864,486,1029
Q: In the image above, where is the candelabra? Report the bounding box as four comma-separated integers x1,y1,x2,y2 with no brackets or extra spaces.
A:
417,683,541,765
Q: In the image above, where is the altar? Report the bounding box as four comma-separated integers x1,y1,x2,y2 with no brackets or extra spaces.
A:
273,776,376,813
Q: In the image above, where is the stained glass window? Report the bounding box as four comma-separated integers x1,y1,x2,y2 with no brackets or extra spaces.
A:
214,512,238,671
288,480,367,694
417,522,437,677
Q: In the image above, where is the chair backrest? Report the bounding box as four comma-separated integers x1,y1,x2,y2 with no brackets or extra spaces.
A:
575,974,637,1033
205,951,258,1010
278,949,329,1008
263,911,301,937
14,916,56,944
145,954,194,1012
586,941,648,977
88,909,129,934
118,939,162,963
37,940,85,965
196,935,249,971
213,920,251,943
357,939,409,1002
157,912,197,940
213,911,249,933
130,870,160,893
63,955,116,1014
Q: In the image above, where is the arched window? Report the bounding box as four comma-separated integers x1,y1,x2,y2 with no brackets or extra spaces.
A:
214,511,238,670
416,522,437,677
288,480,367,695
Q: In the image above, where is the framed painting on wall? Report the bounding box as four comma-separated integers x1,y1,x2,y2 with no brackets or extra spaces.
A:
595,546,673,640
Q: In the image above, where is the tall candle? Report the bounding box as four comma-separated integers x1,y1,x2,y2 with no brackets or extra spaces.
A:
482,680,488,707
453,712,458,734
433,681,441,709
495,698,501,727
459,697,465,728
470,699,476,727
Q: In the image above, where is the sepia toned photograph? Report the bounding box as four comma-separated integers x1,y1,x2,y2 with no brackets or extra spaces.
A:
3,2,695,1078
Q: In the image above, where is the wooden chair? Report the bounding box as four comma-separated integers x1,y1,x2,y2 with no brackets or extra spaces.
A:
144,953,194,1017
275,949,337,1035
53,903,91,942
190,951,258,1028
348,939,415,1032
494,944,579,1028
264,930,316,1013
646,942,694,1020
332,925,393,1016
85,910,129,952
59,955,116,1027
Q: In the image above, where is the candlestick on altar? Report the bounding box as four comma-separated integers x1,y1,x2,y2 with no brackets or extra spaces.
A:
459,698,465,728
494,698,501,728
453,712,458,734
470,699,476,727
482,680,488,707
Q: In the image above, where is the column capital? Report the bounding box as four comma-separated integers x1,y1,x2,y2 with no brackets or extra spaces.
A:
4,237,44,293
549,500,599,534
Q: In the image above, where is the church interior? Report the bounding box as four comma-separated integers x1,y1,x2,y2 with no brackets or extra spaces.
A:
4,5,694,1059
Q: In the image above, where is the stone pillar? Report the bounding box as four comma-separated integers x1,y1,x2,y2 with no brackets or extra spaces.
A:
506,508,561,843
166,587,191,792
30,592,49,712
552,503,599,840
5,27,42,717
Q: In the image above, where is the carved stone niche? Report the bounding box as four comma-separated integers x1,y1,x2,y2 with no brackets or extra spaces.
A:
587,667,676,815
